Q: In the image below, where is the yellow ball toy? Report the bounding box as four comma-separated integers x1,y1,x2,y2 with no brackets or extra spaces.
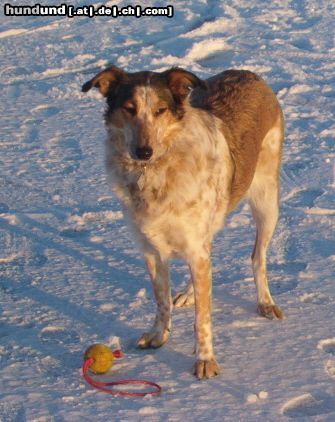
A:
84,344,114,374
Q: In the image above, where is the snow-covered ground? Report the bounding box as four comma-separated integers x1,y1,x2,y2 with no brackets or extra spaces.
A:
1,0,334,420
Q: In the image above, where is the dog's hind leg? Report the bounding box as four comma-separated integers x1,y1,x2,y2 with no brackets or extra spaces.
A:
247,121,284,320
137,253,172,348
173,280,194,308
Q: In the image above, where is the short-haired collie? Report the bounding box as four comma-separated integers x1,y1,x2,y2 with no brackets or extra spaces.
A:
82,65,284,379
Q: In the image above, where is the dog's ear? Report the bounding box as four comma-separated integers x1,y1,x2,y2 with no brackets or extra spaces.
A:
162,67,206,103
82,65,124,97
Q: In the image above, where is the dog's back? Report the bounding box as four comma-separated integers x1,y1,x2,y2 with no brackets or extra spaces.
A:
191,70,284,212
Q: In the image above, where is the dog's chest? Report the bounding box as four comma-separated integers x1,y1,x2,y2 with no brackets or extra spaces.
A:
122,162,228,258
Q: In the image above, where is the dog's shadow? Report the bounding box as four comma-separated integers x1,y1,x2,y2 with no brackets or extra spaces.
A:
1,209,201,381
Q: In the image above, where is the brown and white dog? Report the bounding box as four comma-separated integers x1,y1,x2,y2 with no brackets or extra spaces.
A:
82,66,284,379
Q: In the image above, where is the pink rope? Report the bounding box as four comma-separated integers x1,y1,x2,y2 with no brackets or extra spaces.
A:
82,352,162,397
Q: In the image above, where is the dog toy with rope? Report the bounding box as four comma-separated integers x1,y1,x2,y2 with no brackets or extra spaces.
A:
82,344,161,397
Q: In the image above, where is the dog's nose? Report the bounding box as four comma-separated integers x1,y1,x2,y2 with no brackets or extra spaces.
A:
135,146,153,160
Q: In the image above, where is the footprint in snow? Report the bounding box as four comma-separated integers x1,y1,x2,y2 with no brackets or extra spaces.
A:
281,392,335,418
318,338,335,356
32,104,60,118
291,15,322,31
291,36,314,51
287,188,324,208
318,339,335,379
299,292,329,305
46,137,82,175
325,360,335,379
38,355,73,377
21,126,39,144
40,326,80,345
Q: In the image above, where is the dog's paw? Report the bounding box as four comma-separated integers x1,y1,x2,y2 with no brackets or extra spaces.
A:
137,329,170,349
257,303,285,320
194,358,220,380
173,290,195,308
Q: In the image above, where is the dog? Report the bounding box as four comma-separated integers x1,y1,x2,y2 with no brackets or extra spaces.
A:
82,65,284,379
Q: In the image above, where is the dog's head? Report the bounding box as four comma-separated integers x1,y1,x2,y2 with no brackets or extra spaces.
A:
82,65,206,162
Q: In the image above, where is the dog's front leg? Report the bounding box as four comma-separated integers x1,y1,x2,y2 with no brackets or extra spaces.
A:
137,254,172,349
190,252,220,379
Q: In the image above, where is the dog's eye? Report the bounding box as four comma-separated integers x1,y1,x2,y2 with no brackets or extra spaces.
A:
122,105,136,116
154,107,167,117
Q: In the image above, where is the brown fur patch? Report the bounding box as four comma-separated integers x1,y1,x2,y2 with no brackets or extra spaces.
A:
191,69,283,212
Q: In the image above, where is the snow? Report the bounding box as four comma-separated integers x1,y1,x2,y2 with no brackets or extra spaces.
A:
185,38,228,61
0,0,334,420
0,28,28,39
